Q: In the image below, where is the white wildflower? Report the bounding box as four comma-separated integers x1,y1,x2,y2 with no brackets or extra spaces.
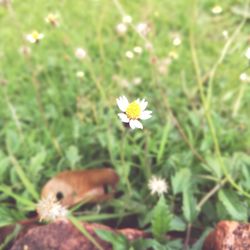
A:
36,195,68,222
148,176,168,196
125,50,134,59
116,96,152,129
240,72,250,82
211,5,223,15
136,22,150,36
122,15,132,24
245,47,250,60
76,71,85,78
116,23,128,36
133,46,143,54
75,48,87,60
45,13,60,27
26,31,44,43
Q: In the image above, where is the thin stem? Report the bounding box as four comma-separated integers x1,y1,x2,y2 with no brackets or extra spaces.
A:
196,178,227,211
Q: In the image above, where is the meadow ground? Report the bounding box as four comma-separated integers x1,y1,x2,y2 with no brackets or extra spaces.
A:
0,0,250,249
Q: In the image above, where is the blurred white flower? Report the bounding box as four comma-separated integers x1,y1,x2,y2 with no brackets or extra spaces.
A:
125,50,134,59
240,72,250,82
245,47,250,60
168,51,178,60
211,5,223,15
116,23,128,36
132,77,142,85
122,15,132,24
136,22,150,36
133,46,143,54
26,31,44,43
75,48,87,60
45,13,60,27
148,176,168,196
172,36,182,46
145,42,153,52
222,30,229,39
117,96,152,129
19,46,31,57
36,195,68,222
76,71,85,78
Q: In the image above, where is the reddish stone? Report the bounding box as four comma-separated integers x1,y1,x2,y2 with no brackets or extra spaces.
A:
203,220,250,250
10,220,146,250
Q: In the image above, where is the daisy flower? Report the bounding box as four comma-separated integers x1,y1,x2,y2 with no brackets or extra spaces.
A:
148,176,168,196
36,194,68,222
26,31,44,43
45,13,60,27
117,96,152,129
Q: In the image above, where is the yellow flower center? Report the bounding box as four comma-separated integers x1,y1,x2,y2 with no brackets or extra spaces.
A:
126,101,141,119
32,31,39,40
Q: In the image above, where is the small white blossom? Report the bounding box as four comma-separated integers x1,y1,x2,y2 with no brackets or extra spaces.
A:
211,5,223,15
36,195,68,222
76,71,85,78
172,36,182,46
45,13,60,27
133,46,143,54
245,47,250,60
222,30,229,39
117,96,152,129
125,50,134,59
148,176,168,196
116,23,128,36
240,72,250,82
136,22,150,36
26,31,44,43
145,42,153,52
75,48,87,60
132,77,142,85
122,15,132,24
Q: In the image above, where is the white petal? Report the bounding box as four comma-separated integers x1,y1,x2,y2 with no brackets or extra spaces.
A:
26,35,35,43
133,120,143,129
116,96,129,112
129,119,136,129
139,99,148,111
140,110,152,120
118,113,129,123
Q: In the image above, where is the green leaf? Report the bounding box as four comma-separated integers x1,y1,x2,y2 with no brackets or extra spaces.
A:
170,216,186,231
182,189,197,223
218,189,247,221
95,229,129,250
171,168,191,195
151,195,172,241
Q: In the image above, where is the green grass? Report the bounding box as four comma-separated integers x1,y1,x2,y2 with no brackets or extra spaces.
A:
1,0,250,248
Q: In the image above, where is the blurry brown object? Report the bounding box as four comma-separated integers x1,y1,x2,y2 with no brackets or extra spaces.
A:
203,220,250,250
41,168,119,207
10,220,146,250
